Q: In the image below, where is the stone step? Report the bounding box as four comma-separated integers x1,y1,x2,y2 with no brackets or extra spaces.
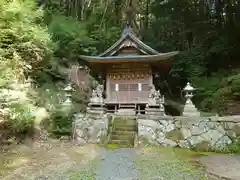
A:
112,131,135,136
119,104,136,108
116,109,136,116
109,139,134,146
114,119,137,126
114,116,136,120
111,134,134,141
114,125,137,131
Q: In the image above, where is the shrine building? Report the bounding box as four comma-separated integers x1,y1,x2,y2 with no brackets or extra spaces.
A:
80,24,179,115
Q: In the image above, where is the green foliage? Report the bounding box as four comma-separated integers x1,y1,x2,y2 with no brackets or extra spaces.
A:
48,15,97,60
222,141,240,154
7,102,34,134
33,83,66,111
0,0,54,138
47,107,74,137
0,0,54,81
0,82,36,136
36,84,87,137
1,0,240,141
191,70,240,114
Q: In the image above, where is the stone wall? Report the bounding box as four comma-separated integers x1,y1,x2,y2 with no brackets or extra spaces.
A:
73,113,108,145
137,115,240,150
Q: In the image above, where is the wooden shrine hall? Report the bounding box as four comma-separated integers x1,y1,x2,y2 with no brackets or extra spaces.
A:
80,24,179,115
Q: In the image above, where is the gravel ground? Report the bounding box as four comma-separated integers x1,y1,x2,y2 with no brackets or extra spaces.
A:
94,147,208,180
95,148,138,180
1,142,225,180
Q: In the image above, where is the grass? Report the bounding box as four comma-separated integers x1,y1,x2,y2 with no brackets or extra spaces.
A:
134,146,214,180
66,158,99,180
68,169,96,180
100,143,133,150
0,145,34,177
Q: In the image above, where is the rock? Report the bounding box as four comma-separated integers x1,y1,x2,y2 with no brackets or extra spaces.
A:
76,138,87,146
200,129,227,147
162,139,177,147
137,116,239,150
178,140,189,148
226,130,236,139
188,135,205,146
214,135,232,148
158,120,175,132
181,128,191,139
191,125,206,136
194,140,212,151
156,132,165,144
138,119,160,130
166,129,184,141
233,125,240,137
73,113,108,144
174,120,182,129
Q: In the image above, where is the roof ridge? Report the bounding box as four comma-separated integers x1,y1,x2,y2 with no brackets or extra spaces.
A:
122,23,133,36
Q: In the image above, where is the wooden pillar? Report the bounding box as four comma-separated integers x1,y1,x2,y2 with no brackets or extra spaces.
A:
138,105,140,115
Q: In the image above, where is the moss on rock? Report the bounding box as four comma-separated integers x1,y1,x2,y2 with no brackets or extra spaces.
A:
166,129,184,141
194,141,212,152
232,125,240,137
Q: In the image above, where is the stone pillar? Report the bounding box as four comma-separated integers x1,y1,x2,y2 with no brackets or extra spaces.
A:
182,82,200,117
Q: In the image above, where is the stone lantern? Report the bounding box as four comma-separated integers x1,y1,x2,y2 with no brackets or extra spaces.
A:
182,82,200,117
63,83,73,107
183,82,195,99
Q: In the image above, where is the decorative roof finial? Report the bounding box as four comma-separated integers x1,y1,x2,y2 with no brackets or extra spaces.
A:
122,22,132,36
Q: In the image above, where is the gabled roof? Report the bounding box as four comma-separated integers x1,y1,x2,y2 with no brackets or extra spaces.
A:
80,24,179,64
99,24,159,56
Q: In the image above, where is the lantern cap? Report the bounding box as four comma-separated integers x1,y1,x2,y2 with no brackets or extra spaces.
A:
183,82,195,91
64,83,73,91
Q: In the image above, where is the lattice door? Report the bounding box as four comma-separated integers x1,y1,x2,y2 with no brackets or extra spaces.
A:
107,64,151,102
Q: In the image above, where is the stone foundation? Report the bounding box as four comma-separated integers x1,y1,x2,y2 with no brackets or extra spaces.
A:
73,113,108,145
72,113,240,150
137,115,240,150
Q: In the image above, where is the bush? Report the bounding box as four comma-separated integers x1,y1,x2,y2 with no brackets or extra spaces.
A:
218,139,240,154
191,70,240,114
41,105,75,138
0,81,36,138
7,102,34,134
0,0,54,139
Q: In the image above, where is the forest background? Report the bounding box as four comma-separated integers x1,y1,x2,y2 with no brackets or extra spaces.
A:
1,0,240,138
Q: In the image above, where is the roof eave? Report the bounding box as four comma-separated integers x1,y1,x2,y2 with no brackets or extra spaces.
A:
80,51,179,64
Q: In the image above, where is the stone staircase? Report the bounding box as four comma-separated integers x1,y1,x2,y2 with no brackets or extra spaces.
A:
116,104,136,116
109,116,137,147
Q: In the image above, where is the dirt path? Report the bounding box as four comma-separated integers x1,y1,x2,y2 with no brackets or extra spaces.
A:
0,140,100,180
199,154,240,180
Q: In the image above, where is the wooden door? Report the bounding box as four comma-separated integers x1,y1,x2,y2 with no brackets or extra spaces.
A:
106,63,152,103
